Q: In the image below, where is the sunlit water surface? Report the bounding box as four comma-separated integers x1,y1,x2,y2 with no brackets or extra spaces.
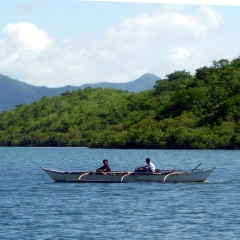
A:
0,148,239,239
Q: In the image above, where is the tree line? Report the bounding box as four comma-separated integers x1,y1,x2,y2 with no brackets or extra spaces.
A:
1,57,240,149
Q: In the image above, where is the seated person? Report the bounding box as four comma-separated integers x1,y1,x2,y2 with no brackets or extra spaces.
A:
95,159,111,174
137,158,155,173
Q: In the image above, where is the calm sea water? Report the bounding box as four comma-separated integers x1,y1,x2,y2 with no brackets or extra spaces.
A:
0,147,239,239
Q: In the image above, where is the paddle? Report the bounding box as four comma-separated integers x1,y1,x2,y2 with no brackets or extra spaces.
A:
190,163,201,173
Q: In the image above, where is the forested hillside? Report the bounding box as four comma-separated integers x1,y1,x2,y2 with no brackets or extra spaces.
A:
0,73,160,113
1,57,240,149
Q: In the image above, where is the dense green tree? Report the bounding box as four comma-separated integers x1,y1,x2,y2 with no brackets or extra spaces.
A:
1,57,240,148
165,70,192,81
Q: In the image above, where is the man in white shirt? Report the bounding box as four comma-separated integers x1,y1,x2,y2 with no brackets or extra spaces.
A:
138,158,155,173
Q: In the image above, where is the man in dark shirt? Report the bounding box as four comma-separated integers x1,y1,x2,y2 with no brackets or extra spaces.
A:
95,159,111,174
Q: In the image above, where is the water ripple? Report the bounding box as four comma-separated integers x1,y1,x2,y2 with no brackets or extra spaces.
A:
0,148,240,239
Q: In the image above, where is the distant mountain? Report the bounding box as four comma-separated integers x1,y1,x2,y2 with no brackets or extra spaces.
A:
0,74,78,113
0,73,161,113
80,73,160,92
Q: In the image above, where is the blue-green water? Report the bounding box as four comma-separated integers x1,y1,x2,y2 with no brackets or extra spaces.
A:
0,148,239,239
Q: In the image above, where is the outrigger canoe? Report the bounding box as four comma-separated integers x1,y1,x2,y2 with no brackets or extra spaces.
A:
42,165,215,183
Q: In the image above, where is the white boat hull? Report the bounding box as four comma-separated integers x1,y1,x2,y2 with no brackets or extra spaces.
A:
42,167,215,183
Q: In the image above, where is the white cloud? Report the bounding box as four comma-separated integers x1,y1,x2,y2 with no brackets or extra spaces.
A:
84,6,223,81
199,6,223,27
0,6,234,87
166,46,192,63
92,5,222,55
3,22,53,52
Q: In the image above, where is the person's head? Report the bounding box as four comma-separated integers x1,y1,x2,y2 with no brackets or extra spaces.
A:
103,159,108,165
146,158,150,164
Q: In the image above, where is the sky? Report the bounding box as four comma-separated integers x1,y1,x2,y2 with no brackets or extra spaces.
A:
0,0,240,87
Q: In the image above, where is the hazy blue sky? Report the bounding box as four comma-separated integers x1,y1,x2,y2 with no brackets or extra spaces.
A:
1,0,240,87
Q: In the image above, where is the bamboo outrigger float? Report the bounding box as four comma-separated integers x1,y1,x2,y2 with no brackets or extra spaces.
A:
42,165,215,183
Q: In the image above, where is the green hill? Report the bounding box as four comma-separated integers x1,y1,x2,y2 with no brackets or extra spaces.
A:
0,73,160,113
0,57,240,149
